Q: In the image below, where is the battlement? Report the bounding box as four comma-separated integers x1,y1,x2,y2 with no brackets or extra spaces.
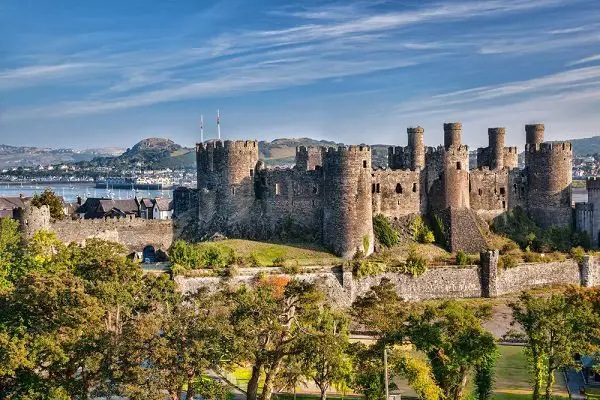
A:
323,145,371,155
407,126,425,134
587,177,600,190
525,142,572,153
196,140,258,152
505,146,518,153
525,124,545,144
488,127,506,135
575,202,594,211
444,122,462,132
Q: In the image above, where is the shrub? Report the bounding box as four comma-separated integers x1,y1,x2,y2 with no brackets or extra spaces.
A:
455,250,470,266
201,245,235,270
410,216,436,244
431,214,447,247
498,254,519,269
373,215,399,248
246,253,263,268
404,249,427,276
281,262,301,274
570,246,585,264
352,260,387,279
272,256,286,268
523,251,544,263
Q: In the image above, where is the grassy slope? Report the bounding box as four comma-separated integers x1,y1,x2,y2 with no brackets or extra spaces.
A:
213,239,342,266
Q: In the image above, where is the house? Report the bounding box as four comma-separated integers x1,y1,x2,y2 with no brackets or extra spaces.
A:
0,196,28,219
139,198,154,219
76,198,140,219
582,355,600,387
152,198,173,220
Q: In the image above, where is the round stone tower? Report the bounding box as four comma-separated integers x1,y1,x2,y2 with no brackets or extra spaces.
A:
525,127,572,229
407,126,425,170
444,122,462,148
488,127,505,170
443,146,470,209
526,123,545,145
322,145,374,259
17,202,51,238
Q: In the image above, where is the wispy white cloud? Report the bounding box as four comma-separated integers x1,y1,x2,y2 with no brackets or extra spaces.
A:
567,54,600,67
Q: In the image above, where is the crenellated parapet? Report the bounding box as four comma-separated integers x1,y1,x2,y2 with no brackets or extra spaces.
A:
295,145,324,171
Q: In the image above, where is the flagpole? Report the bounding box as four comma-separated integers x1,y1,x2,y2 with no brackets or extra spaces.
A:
200,114,204,142
217,109,221,140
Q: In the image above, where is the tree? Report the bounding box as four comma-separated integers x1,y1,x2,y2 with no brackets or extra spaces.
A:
0,218,21,294
31,189,65,220
298,306,353,400
510,291,599,400
406,301,498,400
227,277,323,400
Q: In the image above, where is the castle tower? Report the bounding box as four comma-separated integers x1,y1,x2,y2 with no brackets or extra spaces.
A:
488,127,505,170
443,122,470,209
526,123,545,145
322,145,374,258
407,126,425,170
295,146,323,171
444,122,462,148
16,202,51,239
586,177,600,246
524,124,572,228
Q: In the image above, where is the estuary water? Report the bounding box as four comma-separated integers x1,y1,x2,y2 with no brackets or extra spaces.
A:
0,182,172,203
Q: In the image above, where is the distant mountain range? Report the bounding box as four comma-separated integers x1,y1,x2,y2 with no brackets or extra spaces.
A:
0,144,123,168
2,135,599,169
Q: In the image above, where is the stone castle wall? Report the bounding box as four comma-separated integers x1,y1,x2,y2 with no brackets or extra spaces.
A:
469,167,509,219
175,254,600,306
372,169,422,218
52,218,174,251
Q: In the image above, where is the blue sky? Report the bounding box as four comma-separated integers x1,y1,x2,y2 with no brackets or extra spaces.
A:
1,0,600,149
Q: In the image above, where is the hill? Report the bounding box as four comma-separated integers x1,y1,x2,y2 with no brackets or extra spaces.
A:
565,136,600,156
0,144,123,168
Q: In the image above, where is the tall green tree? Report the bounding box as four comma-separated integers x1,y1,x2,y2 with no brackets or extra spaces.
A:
510,291,599,400
0,218,21,293
298,306,353,400
31,190,65,220
227,276,323,400
406,301,498,400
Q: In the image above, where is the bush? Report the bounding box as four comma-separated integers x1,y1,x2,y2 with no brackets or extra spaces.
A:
410,216,436,244
523,251,544,263
404,249,427,276
31,189,65,220
373,215,399,248
570,246,585,264
167,241,236,270
246,253,263,268
272,257,286,268
281,262,301,274
498,254,519,269
455,250,470,266
352,260,387,279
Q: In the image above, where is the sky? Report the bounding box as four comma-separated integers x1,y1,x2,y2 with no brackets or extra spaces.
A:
1,0,600,149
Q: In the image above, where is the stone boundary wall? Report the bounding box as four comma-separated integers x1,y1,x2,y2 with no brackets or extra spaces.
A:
52,218,174,251
175,254,600,306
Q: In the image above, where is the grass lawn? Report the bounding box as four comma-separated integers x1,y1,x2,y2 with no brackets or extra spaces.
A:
216,239,342,266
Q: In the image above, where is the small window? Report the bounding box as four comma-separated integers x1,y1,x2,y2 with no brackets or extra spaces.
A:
502,201,506,209
313,186,318,194
456,162,462,170
396,183,403,194
478,188,482,196
275,183,281,195
231,187,236,195
372,184,376,193
376,183,380,193
363,160,367,168
500,187,506,195
250,169,254,177
412,183,417,192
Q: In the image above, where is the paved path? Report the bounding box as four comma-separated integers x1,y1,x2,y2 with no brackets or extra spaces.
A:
565,368,587,400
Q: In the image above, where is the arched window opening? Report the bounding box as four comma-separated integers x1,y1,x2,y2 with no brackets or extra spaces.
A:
396,183,403,194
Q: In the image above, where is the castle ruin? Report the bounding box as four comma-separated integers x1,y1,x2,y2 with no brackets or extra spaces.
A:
192,123,573,258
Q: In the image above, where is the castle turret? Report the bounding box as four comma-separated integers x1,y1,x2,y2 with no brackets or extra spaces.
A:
407,126,425,170
442,122,470,209
322,145,374,258
444,122,462,148
16,201,51,239
524,124,572,228
295,146,323,171
526,123,545,145
488,127,505,170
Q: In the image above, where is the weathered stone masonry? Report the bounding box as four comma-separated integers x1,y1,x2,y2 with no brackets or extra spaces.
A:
176,254,600,306
189,122,573,258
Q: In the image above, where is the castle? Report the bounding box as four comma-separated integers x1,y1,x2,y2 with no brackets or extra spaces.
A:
193,122,573,258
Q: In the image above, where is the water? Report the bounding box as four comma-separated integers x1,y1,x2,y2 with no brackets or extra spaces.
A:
0,182,172,203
